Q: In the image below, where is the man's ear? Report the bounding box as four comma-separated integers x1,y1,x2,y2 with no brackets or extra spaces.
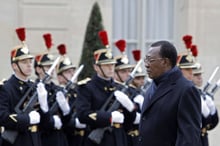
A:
11,62,17,70
93,64,98,72
163,58,171,66
35,66,43,74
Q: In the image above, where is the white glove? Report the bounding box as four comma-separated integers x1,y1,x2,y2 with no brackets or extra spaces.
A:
53,115,62,129
29,111,40,124
133,95,144,109
56,91,70,116
75,118,86,129
114,90,135,112
205,95,216,115
111,111,124,124
201,97,210,118
37,82,48,113
133,112,141,124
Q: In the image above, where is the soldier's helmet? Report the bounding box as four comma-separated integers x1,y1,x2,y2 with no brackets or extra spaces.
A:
94,30,116,65
177,35,197,69
56,44,76,74
193,63,204,74
114,39,134,70
94,49,116,65
177,52,197,69
11,27,33,63
132,49,146,77
34,33,54,67
34,53,55,67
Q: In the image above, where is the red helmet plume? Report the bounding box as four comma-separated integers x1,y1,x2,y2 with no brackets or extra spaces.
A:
182,35,193,49
98,30,109,47
15,27,26,42
115,39,126,53
43,33,52,50
132,50,141,62
57,44,67,56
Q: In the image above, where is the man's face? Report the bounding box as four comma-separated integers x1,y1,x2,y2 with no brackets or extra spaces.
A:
57,68,75,85
115,68,132,82
133,76,145,88
181,68,193,81
13,58,33,77
192,73,203,87
144,46,166,79
94,63,115,78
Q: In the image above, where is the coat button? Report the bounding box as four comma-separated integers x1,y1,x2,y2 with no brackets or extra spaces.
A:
138,136,142,142
142,116,146,121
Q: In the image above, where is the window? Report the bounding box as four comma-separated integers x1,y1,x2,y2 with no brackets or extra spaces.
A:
112,0,174,63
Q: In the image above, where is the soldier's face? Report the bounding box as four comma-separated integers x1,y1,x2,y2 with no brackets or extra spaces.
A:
57,68,75,85
181,68,193,81
95,64,115,78
13,58,33,77
192,73,203,87
133,76,145,88
115,68,132,82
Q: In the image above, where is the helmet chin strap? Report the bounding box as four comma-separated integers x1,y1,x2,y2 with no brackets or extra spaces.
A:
116,71,123,83
16,62,28,78
61,73,69,84
98,65,108,79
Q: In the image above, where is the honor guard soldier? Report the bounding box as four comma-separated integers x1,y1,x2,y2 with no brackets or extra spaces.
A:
0,27,42,146
113,41,143,146
56,44,86,146
76,30,134,146
113,39,141,146
190,44,219,146
34,34,69,146
192,63,219,146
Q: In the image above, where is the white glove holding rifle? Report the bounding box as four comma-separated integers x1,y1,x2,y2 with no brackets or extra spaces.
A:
37,82,48,113
111,111,124,124
133,94,144,109
53,115,62,129
29,111,40,124
205,95,216,115
56,91,70,116
75,117,86,128
201,97,210,118
114,90,135,112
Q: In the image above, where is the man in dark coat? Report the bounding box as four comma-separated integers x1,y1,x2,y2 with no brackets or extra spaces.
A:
138,40,201,146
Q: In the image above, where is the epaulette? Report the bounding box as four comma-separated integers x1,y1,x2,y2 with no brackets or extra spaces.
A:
77,77,91,85
0,78,7,86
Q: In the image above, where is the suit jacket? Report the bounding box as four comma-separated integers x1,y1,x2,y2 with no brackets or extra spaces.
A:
138,67,201,146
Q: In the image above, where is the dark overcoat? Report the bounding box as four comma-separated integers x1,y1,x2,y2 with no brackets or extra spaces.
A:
138,68,202,146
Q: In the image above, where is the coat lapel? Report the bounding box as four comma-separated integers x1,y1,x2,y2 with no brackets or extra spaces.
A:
141,67,182,114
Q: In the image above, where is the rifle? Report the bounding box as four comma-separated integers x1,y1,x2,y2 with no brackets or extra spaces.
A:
88,60,143,144
206,78,220,99
49,64,84,114
203,66,219,92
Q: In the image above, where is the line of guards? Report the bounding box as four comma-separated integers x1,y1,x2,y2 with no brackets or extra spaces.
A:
0,29,218,146
0,28,150,146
